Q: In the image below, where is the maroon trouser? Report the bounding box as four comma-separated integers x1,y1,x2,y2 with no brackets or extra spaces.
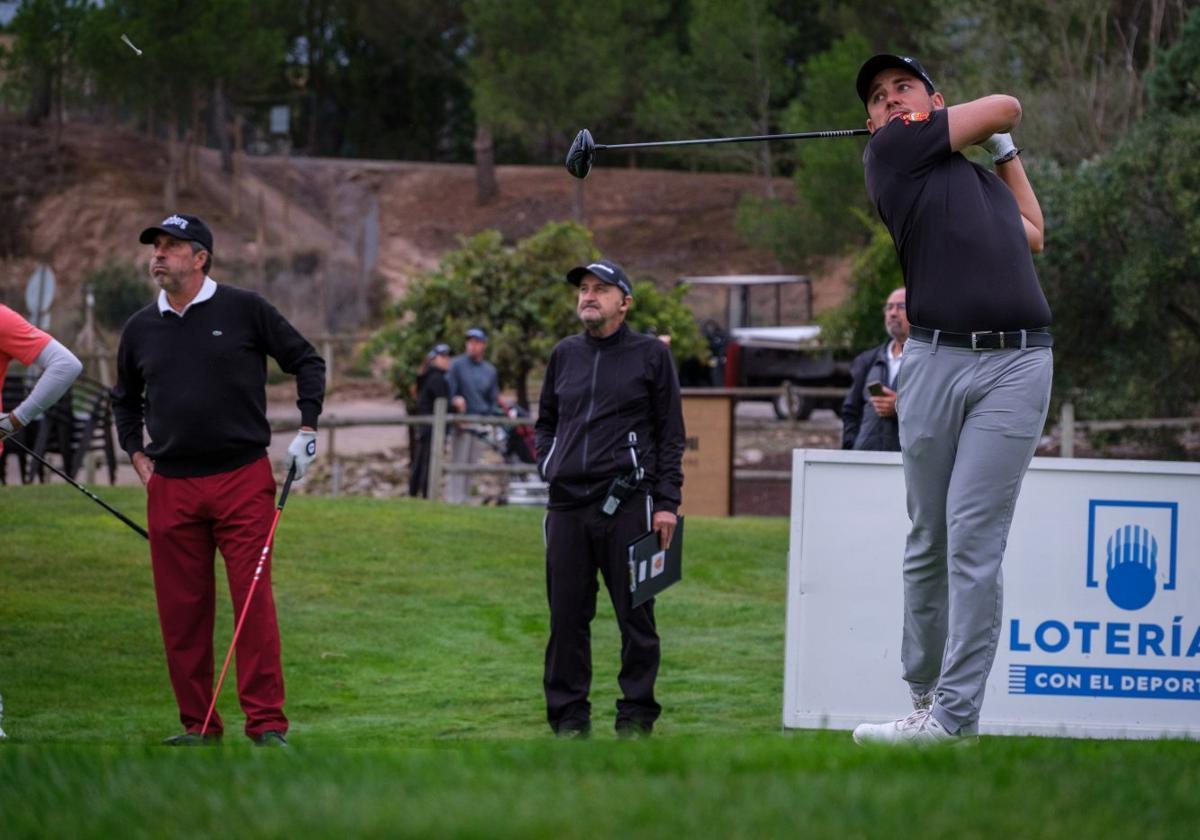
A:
146,456,287,738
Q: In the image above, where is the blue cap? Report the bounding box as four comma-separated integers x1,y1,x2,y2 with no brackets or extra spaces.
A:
566,259,633,297
465,327,488,342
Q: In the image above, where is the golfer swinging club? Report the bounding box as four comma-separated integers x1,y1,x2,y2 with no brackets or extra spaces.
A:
850,55,1053,745
112,214,326,747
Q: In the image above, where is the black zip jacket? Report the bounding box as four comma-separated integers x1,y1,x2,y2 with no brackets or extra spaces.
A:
535,322,685,513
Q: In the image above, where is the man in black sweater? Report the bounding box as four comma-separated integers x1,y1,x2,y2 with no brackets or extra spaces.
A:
535,258,685,738
112,213,325,747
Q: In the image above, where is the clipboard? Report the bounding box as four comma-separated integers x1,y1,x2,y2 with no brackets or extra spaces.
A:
627,516,684,608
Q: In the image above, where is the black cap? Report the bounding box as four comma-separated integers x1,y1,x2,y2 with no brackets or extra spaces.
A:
426,342,451,360
465,327,488,342
139,213,214,253
566,259,633,297
856,54,936,105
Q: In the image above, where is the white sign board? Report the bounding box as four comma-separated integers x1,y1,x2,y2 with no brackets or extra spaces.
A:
269,105,290,135
784,449,1200,739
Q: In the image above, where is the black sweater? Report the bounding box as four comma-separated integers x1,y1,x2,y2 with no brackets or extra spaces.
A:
112,284,325,477
535,322,685,513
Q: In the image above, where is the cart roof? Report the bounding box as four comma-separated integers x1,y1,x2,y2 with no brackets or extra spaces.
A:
678,275,809,287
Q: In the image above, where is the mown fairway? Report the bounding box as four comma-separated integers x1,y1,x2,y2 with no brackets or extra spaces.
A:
1,485,1197,838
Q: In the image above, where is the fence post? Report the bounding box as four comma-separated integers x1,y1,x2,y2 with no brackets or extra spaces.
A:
322,338,335,391
784,381,797,424
327,425,341,496
1060,401,1075,458
428,397,448,500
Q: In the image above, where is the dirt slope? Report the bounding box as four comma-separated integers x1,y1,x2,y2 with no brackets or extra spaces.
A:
2,121,850,329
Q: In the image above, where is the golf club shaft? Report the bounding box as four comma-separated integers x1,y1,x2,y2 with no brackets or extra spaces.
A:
596,127,869,151
201,466,296,737
3,435,149,539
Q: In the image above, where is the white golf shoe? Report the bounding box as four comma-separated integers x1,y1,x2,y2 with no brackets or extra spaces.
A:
852,708,977,747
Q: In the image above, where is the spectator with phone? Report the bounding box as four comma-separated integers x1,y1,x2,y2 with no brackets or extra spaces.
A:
841,287,908,451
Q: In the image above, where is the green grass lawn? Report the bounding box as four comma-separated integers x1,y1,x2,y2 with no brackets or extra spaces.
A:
2,485,1197,838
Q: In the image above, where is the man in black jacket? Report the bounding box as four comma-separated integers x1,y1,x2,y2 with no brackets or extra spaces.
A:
535,258,685,738
841,287,908,451
112,213,325,747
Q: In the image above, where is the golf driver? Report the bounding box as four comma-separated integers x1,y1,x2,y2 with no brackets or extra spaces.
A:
2,434,148,539
565,126,871,178
200,465,297,738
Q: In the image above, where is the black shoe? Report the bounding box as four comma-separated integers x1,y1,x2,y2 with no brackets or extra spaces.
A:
615,719,652,739
555,721,591,739
252,730,288,748
161,731,222,746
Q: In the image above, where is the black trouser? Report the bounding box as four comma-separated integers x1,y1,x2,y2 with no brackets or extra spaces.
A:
543,494,661,732
408,427,430,498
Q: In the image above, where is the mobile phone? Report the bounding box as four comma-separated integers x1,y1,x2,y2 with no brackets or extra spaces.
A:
867,380,884,397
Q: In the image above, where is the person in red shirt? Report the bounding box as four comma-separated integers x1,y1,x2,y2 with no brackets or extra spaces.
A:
1,302,83,739
0,304,83,446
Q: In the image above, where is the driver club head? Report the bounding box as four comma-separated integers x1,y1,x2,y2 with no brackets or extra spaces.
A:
565,128,595,179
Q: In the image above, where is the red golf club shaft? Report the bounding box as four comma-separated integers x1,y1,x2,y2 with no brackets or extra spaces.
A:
201,467,296,737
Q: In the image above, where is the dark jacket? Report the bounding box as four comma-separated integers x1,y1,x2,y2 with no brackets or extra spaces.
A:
841,341,900,452
535,323,685,513
414,366,450,418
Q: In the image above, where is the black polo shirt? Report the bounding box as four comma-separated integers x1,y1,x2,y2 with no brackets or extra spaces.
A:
864,108,1051,332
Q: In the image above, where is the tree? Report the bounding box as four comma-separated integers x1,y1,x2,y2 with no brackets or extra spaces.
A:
815,209,902,352
736,32,874,269
1147,3,1200,112
466,0,678,162
1035,111,1200,420
368,220,706,409
6,0,87,134
635,0,801,181
912,0,1193,163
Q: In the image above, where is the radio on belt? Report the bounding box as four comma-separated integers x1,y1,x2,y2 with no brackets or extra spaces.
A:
601,432,644,516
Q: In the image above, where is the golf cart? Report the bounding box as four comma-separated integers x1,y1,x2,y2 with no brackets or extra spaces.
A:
677,275,851,420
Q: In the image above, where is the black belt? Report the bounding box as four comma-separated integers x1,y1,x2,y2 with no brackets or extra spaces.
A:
909,325,1053,350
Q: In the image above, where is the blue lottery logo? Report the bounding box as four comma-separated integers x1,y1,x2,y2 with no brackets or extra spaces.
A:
1086,500,1177,609
1105,524,1158,610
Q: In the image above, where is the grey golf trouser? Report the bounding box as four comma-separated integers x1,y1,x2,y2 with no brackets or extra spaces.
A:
898,336,1052,734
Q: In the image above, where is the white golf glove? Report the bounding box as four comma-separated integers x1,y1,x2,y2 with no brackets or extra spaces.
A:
285,429,318,480
980,132,1019,164
0,412,21,441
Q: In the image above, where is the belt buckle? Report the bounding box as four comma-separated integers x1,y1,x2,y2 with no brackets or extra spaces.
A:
970,330,994,351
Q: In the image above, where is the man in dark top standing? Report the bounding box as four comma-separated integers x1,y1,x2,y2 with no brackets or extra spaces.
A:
849,56,1053,745
841,287,908,451
112,214,325,747
535,258,685,738
409,343,450,497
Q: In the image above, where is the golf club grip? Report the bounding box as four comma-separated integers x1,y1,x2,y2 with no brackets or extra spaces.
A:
277,465,297,509
596,128,870,151
4,434,149,539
